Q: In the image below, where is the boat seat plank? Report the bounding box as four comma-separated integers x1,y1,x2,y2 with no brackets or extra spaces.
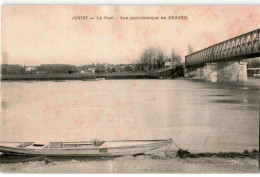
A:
17,142,34,148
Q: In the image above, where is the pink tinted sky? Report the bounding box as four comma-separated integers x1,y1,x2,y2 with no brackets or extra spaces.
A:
1,6,260,65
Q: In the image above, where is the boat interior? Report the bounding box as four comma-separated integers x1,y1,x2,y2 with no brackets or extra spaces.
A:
32,141,105,149
0,141,106,149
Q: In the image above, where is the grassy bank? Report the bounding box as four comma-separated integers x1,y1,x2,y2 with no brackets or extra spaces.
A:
176,149,259,159
1,72,158,81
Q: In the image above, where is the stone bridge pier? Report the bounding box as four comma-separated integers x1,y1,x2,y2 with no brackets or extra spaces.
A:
185,61,247,82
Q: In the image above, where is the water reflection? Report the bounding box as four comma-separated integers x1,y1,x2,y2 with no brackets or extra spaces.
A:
211,100,248,104
207,94,231,97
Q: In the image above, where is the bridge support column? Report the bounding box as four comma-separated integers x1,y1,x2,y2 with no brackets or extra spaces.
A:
206,61,247,82
205,63,218,82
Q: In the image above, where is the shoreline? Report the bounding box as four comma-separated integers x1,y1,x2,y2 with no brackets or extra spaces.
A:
1,73,159,81
175,149,259,159
0,149,258,162
2,74,259,82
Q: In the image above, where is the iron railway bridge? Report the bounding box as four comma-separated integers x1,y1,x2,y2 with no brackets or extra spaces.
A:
185,28,260,67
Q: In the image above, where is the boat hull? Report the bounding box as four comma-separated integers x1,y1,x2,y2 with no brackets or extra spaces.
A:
0,140,171,157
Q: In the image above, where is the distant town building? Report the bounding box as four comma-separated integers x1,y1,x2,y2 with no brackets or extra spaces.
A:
25,66,37,74
104,63,110,71
88,68,96,74
79,68,95,74
26,66,36,72
164,59,172,69
113,64,134,72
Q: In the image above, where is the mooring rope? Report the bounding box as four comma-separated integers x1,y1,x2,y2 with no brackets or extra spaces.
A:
165,140,172,155
165,138,180,155
172,139,180,150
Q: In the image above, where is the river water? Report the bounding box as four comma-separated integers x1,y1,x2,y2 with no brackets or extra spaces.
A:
0,79,259,173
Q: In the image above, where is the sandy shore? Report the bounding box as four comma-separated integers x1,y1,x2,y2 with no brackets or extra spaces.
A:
0,155,258,173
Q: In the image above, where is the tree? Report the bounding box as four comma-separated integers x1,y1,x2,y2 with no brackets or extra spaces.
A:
138,46,166,71
156,49,164,69
37,64,74,74
187,43,194,55
124,65,133,72
1,64,25,74
171,48,182,66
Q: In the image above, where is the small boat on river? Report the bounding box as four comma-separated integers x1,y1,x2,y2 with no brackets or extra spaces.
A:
54,80,66,82
82,78,105,81
0,139,172,157
82,79,99,81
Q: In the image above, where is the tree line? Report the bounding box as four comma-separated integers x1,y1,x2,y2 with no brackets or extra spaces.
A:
1,63,133,75
133,45,189,71
1,43,205,75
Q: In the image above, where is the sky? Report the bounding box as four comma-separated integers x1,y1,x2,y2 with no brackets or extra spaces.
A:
1,6,260,65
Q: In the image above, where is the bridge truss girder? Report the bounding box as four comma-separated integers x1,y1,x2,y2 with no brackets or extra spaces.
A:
185,28,260,67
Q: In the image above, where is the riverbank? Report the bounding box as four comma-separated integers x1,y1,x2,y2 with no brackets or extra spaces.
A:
1,72,158,81
0,149,258,173
176,149,259,159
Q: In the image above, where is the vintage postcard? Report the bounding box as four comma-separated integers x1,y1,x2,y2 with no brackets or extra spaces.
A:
0,5,259,173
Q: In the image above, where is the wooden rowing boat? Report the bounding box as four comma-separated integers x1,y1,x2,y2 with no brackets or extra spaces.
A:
82,77,105,81
82,79,99,81
0,139,172,157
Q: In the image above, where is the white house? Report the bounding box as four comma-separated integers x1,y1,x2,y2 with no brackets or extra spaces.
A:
88,68,96,74
164,60,172,69
26,66,37,72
